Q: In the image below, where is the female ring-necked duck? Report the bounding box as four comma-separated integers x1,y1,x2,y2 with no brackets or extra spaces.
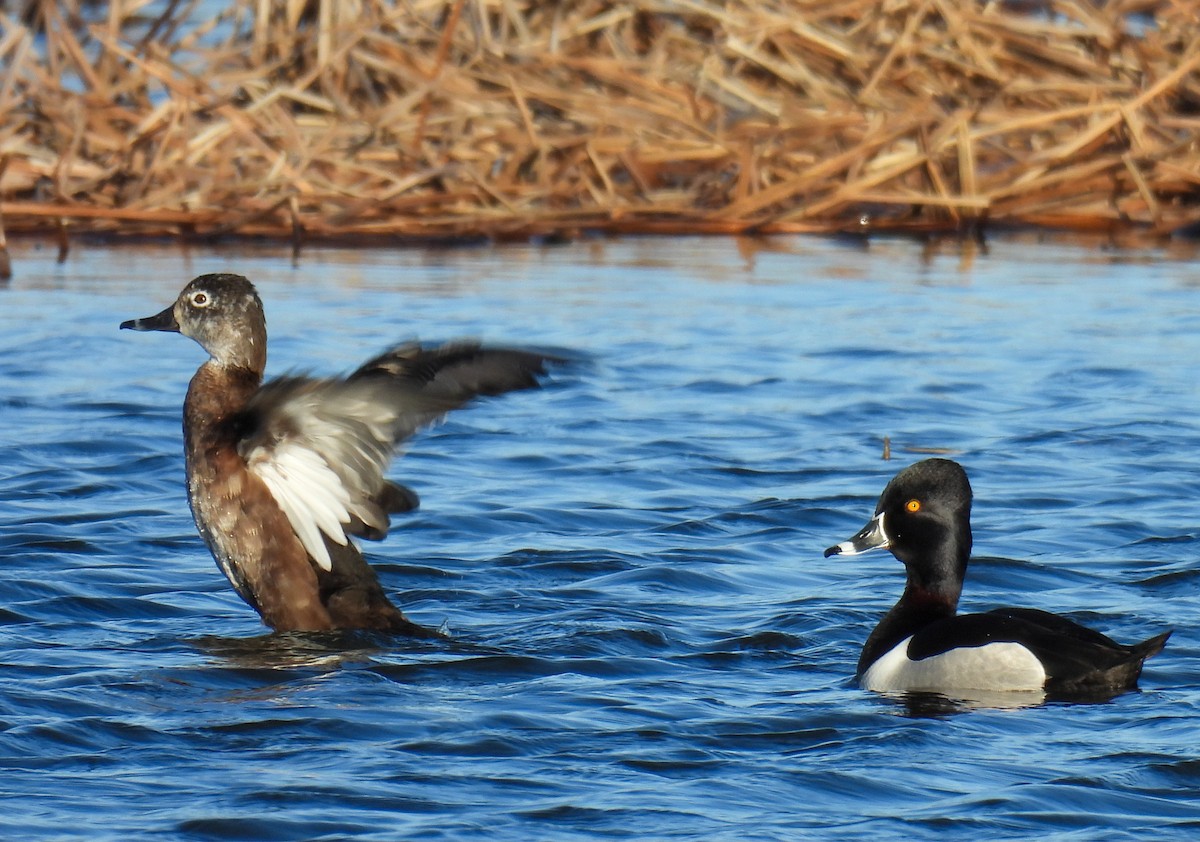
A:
122,273,562,635
825,458,1169,701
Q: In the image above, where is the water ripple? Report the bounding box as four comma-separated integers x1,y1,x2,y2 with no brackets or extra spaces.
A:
2,236,1200,838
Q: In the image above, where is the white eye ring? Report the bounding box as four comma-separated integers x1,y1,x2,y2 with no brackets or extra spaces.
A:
190,291,211,307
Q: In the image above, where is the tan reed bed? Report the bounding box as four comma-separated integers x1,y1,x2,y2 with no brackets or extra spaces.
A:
1,0,1199,262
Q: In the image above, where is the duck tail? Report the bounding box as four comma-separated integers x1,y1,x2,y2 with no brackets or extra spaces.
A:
1047,629,1172,701
1131,630,1171,662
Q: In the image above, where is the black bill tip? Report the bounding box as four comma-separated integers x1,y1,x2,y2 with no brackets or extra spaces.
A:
121,304,179,332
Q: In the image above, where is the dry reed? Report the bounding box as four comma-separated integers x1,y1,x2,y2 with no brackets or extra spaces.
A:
1,0,1199,247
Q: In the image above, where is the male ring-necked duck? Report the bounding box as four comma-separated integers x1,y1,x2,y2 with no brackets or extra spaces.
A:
122,273,562,635
825,458,1169,700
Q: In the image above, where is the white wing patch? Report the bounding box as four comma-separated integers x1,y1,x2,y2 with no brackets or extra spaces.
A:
239,374,458,572
861,635,1046,694
249,439,353,571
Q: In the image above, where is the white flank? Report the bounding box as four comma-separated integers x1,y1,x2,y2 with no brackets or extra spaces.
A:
861,635,1046,694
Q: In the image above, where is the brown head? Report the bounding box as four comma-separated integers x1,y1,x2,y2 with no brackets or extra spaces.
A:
121,273,268,373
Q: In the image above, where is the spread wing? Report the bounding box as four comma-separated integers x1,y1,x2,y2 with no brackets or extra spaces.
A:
237,342,558,571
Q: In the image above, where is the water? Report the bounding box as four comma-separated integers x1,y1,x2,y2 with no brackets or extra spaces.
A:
3,233,1200,839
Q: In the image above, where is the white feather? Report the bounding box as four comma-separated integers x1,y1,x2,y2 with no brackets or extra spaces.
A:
276,445,351,536
249,440,355,571
258,466,333,571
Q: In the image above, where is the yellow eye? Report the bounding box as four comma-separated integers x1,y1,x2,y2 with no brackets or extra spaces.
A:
905,499,921,512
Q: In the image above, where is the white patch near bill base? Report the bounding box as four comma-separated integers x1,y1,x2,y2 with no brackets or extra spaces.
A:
861,635,1046,693
835,512,889,556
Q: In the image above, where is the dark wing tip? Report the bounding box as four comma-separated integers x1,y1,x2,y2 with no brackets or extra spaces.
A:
351,341,575,400
378,481,420,515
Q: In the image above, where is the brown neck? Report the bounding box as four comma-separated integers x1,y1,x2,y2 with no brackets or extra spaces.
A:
183,362,261,441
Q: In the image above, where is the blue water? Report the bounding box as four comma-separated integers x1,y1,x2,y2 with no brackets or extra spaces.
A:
3,234,1200,839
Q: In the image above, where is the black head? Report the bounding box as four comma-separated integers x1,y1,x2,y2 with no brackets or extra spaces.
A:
825,458,974,599
121,273,267,372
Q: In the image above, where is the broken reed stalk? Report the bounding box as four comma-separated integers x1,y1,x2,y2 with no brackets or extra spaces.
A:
0,0,1198,245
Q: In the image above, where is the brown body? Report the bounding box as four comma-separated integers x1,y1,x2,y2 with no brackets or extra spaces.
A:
123,273,558,634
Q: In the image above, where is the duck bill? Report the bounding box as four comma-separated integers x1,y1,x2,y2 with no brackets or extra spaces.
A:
824,512,890,558
120,304,179,333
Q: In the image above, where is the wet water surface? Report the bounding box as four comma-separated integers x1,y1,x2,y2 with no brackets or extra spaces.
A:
3,234,1200,839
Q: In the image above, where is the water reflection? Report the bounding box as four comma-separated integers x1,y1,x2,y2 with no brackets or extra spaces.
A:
889,682,1147,717
194,630,401,671
891,689,1048,717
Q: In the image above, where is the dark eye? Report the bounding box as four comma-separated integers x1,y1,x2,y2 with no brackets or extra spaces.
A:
190,291,210,307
